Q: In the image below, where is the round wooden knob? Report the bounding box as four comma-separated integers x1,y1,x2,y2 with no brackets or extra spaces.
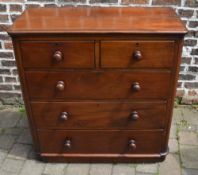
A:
132,82,141,91
56,81,64,91
64,139,71,149
53,51,63,62
130,111,139,120
133,51,142,60
129,139,136,150
60,112,69,121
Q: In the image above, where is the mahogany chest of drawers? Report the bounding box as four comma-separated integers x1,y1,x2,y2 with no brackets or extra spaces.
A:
8,7,187,162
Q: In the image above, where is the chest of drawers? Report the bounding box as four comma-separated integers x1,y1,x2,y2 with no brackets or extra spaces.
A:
8,7,187,163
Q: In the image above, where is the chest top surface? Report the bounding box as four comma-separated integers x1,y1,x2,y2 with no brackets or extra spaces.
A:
8,7,187,35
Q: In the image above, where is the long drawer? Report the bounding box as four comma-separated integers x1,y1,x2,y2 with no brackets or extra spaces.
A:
101,40,175,68
20,41,95,68
26,71,171,100
31,101,167,129
38,130,164,154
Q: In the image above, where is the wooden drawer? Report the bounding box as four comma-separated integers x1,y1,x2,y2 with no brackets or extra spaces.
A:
38,130,163,154
26,71,171,100
20,41,95,68
31,101,167,129
101,41,175,68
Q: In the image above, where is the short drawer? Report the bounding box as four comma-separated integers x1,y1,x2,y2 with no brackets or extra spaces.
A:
26,71,171,100
101,41,175,68
31,101,167,129
38,130,164,154
20,41,94,68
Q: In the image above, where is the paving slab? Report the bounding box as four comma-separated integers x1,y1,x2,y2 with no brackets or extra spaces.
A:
8,143,31,160
16,116,29,128
17,129,32,144
43,163,66,175
172,107,183,124
180,107,198,126
179,131,198,145
180,145,198,169
89,163,113,175
0,109,21,128
65,163,90,175
0,170,17,175
170,123,177,139
19,160,45,175
136,173,155,175
182,168,198,175
3,127,23,136
169,138,179,153
0,149,8,167
1,158,24,174
112,164,135,175
159,154,181,175
0,134,17,150
136,163,158,174
27,148,37,160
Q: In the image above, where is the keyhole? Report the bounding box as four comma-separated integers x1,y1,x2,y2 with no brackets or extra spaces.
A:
135,43,140,47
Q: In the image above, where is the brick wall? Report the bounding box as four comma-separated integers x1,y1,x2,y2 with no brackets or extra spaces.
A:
0,0,197,105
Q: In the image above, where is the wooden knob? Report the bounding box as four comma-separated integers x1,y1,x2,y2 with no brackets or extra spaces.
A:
133,51,142,60
129,139,136,150
132,82,141,91
53,51,63,62
64,139,71,149
130,111,139,120
56,81,64,91
60,112,69,121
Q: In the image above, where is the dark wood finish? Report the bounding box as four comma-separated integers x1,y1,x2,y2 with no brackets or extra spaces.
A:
20,41,94,68
26,71,171,100
38,130,163,154
8,7,186,35
8,7,187,162
163,39,185,153
101,41,175,68
39,153,167,163
31,101,167,129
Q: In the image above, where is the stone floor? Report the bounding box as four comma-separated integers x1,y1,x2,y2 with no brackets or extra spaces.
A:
0,105,198,175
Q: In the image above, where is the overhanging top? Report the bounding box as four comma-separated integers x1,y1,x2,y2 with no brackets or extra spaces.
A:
8,7,187,36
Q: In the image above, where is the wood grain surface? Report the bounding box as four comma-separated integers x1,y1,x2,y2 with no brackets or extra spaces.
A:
8,7,187,35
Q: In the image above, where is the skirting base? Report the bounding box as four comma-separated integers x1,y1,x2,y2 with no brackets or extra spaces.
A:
37,149,168,163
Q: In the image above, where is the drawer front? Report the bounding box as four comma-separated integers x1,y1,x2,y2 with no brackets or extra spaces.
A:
20,41,95,68
38,130,163,154
31,102,166,129
26,71,171,100
101,41,175,68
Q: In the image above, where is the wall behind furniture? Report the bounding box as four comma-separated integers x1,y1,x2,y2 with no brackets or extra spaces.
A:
0,0,197,105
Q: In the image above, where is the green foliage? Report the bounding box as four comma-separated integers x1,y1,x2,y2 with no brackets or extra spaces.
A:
175,97,182,107
18,105,26,114
178,119,188,128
